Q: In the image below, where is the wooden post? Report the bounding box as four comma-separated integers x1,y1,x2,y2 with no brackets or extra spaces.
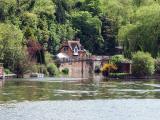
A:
0,63,4,79
81,57,84,78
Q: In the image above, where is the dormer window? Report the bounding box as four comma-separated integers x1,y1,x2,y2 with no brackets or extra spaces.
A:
73,46,78,56
63,47,68,53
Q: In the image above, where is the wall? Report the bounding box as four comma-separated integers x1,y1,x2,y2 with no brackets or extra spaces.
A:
60,47,73,57
118,63,132,74
59,60,92,78
59,59,109,78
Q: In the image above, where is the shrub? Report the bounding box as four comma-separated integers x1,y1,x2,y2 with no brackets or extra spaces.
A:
111,55,130,73
31,64,39,73
111,55,125,64
101,64,117,76
4,68,12,74
94,65,101,73
45,52,54,64
155,58,160,74
109,73,129,78
61,68,69,75
38,65,49,76
47,63,59,76
132,51,155,77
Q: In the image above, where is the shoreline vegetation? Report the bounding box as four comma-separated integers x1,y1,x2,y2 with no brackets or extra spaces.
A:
101,52,159,79
0,0,160,78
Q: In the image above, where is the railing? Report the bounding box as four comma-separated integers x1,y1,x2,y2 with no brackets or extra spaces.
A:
0,74,16,79
56,56,111,63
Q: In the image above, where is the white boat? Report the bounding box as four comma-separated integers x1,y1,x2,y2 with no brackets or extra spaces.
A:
30,73,44,78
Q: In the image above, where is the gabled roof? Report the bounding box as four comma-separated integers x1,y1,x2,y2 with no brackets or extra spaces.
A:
68,40,82,50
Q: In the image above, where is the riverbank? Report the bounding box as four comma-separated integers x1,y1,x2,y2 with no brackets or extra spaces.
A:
104,73,160,80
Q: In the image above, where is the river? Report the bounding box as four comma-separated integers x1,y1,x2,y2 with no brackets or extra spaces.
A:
0,78,160,120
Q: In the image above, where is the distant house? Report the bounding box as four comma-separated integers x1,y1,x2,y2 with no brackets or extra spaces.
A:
58,40,87,58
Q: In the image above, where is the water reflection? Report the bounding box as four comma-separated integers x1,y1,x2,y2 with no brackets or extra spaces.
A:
1,79,160,120
0,80,5,88
1,78,160,102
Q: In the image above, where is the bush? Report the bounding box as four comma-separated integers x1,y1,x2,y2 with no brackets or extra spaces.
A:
4,68,12,74
111,55,125,64
38,65,49,76
61,68,69,75
111,55,130,73
47,63,59,76
132,51,155,77
101,64,117,76
155,58,160,74
94,65,101,73
31,64,39,73
109,73,129,78
45,52,54,64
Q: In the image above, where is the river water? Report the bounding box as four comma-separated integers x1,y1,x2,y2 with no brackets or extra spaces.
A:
0,78,160,120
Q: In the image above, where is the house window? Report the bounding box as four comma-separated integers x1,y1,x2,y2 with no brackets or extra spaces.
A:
73,46,78,56
64,47,68,52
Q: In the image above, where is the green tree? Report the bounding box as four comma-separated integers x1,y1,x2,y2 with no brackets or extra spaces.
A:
33,0,55,16
0,0,16,21
49,23,77,54
100,16,118,55
0,23,25,73
0,23,23,59
55,0,67,24
118,4,160,57
72,11,103,54
81,0,102,16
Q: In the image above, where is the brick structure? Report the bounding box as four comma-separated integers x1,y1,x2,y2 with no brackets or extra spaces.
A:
117,61,132,74
57,40,110,78
59,60,92,78
59,40,87,58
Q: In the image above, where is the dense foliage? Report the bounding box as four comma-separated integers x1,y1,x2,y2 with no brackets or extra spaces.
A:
132,51,155,77
101,63,117,76
155,58,160,74
111,55,126,64
0,0,160,75
47,63,59,76
61,68,69,75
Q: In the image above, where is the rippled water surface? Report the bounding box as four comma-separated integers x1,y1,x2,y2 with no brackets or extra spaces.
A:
0,78,160,120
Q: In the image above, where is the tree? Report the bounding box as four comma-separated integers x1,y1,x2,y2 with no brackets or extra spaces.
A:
55,0,67,24
118,4,160,57
81,0,102,16
26,38,45,64
72,11,103,54
33,0,55,16
48,23,77,54
0,0,16,21
0,23,27,74
0,23,23,60
100,16,118,55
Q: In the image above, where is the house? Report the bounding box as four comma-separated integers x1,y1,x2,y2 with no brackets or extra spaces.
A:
56,39,111,78
58,39,87,58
